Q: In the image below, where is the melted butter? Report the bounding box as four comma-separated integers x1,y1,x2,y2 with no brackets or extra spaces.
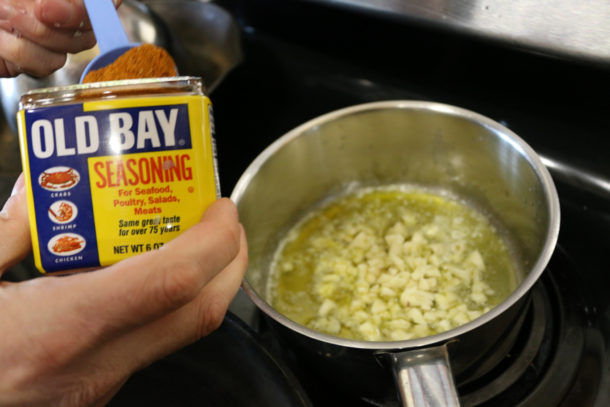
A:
269,186,518,341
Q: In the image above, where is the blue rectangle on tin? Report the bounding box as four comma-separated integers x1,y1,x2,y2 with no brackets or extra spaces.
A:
23,102,192,272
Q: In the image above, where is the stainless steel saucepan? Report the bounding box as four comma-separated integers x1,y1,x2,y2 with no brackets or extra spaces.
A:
230,100,560,406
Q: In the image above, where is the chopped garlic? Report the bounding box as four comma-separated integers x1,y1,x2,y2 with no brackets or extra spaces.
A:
270,186,516,341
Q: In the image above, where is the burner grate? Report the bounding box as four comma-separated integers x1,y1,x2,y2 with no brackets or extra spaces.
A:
459,281,553,406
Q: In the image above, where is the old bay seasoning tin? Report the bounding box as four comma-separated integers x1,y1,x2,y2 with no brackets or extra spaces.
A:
17,77,219,273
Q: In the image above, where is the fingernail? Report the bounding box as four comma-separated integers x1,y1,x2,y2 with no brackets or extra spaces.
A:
0,1,25,20
39,0,74,26
1,175,25,219
11,174,25,197
0,5,11,20
0,198,10,220
0,201,8,219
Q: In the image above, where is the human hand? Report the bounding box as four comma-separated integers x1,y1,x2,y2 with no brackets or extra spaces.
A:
0,174,248,406
0,0,122,77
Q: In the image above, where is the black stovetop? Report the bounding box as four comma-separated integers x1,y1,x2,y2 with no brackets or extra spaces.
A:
210,0,610,405
2,0,609,405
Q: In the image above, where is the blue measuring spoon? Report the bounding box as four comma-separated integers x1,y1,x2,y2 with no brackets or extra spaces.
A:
79,0,140,83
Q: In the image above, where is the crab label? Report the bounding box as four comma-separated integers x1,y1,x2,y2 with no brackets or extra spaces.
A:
18,94,218,273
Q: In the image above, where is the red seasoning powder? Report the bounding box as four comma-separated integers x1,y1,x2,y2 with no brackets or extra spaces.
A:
82,44,177,83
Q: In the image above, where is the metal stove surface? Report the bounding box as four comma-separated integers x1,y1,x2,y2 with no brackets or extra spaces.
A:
212,0,610,405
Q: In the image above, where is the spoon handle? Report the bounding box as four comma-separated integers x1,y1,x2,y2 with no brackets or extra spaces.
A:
83,0,129,53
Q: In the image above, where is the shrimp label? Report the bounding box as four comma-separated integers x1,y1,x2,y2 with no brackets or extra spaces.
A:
18,95,218,273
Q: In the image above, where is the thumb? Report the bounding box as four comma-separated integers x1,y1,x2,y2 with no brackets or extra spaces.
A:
0,174,32,273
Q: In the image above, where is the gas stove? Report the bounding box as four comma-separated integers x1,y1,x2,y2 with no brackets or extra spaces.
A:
1,0,609,405
211,0,610,405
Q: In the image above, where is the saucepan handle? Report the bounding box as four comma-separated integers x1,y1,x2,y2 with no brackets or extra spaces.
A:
378,344,460,407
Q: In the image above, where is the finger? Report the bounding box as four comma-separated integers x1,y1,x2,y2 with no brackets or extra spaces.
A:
0,209,246,405
0,174,32,274
36,0,123,30
0,59,22,77
192,223,248,337
0,198,242,377
68,198,242,339
88,223,248,376
36,0,90,29
0,29,66,76
8,8,96,54
89,378,129,407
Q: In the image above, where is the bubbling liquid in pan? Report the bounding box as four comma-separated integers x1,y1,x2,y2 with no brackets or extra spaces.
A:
268,185,518,342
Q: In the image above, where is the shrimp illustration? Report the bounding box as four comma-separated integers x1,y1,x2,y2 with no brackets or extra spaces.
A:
48,202,74,223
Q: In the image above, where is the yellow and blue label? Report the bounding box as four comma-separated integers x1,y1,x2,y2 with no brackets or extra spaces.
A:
18,95,218,273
